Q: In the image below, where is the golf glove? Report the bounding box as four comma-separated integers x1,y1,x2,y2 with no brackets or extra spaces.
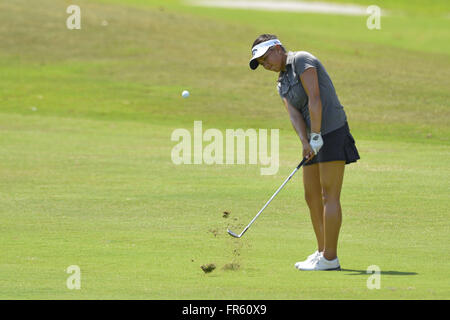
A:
309,132,323,155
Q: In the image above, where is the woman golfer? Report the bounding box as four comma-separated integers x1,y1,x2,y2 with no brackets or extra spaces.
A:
249,34,360,271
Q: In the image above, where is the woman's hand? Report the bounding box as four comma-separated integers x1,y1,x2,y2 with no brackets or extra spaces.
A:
302,141,315,162
309,132,323,155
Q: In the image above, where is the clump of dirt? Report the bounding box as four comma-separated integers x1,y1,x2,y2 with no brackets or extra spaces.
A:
222,246,241,271
223,262,240,271
200,263,216,273
222,211,230,218
209,229,218,237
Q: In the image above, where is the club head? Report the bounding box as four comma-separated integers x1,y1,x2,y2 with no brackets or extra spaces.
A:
227,229,241,238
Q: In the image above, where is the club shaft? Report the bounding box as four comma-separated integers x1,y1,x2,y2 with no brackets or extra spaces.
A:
238,157,307,237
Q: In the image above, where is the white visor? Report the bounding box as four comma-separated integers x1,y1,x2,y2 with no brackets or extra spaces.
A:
249,39,282,70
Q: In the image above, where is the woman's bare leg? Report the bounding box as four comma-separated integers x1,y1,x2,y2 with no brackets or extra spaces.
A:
319,160,345,261
302,163,324,252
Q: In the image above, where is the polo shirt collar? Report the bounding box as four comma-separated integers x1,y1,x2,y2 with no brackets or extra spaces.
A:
278,51,295,80
285,51,295,66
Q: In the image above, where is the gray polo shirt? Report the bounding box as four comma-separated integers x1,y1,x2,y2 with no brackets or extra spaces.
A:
277,51,347,137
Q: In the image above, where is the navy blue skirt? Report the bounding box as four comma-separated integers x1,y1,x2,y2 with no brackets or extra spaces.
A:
304,122,360,166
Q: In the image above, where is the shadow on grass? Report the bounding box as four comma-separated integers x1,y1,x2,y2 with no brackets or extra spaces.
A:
341,269,418,276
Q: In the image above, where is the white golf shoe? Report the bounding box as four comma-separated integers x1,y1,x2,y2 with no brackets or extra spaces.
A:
294,250,321,269
297,253,341,271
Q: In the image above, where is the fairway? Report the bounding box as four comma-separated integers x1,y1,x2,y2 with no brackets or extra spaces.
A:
0,0,449,299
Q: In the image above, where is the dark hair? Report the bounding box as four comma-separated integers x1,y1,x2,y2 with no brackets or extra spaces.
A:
252,34,286,52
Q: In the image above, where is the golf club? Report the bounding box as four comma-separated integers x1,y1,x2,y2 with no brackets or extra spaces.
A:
227,157,308,238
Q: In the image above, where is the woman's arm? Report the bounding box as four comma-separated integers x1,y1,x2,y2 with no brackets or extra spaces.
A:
282,97,315,161
282,97,309,144
299,67,322,134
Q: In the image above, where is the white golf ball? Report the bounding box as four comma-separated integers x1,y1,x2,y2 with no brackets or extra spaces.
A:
182,90,190,98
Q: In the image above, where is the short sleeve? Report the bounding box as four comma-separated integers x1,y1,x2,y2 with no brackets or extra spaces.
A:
293,51,317,76
277,82,282,97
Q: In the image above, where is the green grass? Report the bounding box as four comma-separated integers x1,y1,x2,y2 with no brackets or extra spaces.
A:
0,0,449,299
